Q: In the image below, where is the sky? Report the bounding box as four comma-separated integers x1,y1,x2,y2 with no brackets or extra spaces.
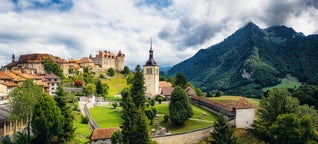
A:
0,0,318,68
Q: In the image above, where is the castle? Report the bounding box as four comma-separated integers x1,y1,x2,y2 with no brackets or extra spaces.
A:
3,50,125,76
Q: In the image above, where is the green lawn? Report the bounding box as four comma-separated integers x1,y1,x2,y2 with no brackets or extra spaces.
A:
154,103,217,121
89,103,217,134
262,74,302,91
101,72,128,96
72,112,91,144
89,106,123,128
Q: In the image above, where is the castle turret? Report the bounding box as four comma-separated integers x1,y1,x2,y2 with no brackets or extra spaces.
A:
143,40,159,96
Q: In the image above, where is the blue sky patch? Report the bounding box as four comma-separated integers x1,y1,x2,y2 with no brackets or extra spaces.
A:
136,0,172,10
12,0,73,11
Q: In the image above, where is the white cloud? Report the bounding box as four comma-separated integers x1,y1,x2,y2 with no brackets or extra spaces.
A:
0,0,318,68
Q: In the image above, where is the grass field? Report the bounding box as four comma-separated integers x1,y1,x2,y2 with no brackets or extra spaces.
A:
208,96,260,108
101,72,128,96
89,106,123,128
262,74,302,91
89,102,217,134
72,112,91,144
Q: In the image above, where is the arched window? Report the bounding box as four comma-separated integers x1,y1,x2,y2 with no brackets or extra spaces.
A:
146,68,152,74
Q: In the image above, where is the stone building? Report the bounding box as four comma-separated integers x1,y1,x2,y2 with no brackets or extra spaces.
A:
90,50,125,71
143,43,159,96
191,96,255,129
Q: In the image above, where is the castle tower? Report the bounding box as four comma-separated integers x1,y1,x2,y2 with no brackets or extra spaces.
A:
116,50,125,71
143,40,159,96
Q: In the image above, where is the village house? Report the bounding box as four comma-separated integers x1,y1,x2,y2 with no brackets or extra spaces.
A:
90,128,119,144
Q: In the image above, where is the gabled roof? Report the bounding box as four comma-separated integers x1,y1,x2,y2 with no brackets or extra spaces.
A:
90,128,119,141
234,97,254,109
18,53,55,63
0,71,12,80
4,61,18,67
80,57,93,63
159,81,172,88
185,86,196,96
161,87,174,96
44,73,60,79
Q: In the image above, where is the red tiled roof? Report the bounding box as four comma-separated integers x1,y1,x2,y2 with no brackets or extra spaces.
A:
90,128,119,141
161,87,174,96
0,71,12,80
18,53,55,63
234,97,254,109
117,50,125,57
80,57,93,63
159,81,172,88
191,96,234,112
4,61,18,67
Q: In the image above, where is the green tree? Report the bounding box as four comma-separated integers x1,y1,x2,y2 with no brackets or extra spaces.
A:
254,88,299,140
84,83,96,95
131,65,146,110
95,79,108,96
149,98,155,106
43,58,64,79
9,79,43,141
121,88,137,143
111,130,123,144
195,87,205,97
270,113,305,144
121,64,151,144
145,107,157,125
54,85,75,143
210,115,237,144
32,94,63,144
107,67,115,77
169,86,193,125
175,73,187,89
112,103,118,109
123,66,130,75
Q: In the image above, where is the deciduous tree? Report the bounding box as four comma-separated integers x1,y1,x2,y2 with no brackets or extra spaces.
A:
9,79,43,142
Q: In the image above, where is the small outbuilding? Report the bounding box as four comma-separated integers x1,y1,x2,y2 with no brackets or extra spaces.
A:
90,128,119,144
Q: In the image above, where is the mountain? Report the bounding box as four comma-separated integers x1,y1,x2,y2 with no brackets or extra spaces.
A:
168,22,318,97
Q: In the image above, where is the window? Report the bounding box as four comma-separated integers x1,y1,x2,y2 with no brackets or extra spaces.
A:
147,68,152,74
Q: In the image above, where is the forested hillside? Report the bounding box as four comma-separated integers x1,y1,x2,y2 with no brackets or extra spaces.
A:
168,22,318,97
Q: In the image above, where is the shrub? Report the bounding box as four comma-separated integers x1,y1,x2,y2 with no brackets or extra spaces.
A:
164,115,169,122
74,80,83,87
82,116,89,124
157,97,163,104
112,103,118,109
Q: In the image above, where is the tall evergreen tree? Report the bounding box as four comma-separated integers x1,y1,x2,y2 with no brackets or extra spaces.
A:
210,115,237,144
8,79,43,142
169,86,193,125
131,65,146,110
32,94,63,144
121,88,137,143
95,79,108,96
54,85,75,143
121,65,151,144
175,72,187,89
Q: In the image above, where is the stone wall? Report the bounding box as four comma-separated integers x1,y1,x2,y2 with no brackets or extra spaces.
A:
152,127,213,144
235,108,255,128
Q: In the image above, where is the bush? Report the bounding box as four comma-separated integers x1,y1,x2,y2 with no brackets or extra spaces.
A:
164,115,169,122
74,80,83,87
112,103,118,109
82,116,89,124
157,97,163,104
107,68,115,77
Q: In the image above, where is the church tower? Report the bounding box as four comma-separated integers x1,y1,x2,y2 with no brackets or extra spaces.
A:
143,40,159,96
